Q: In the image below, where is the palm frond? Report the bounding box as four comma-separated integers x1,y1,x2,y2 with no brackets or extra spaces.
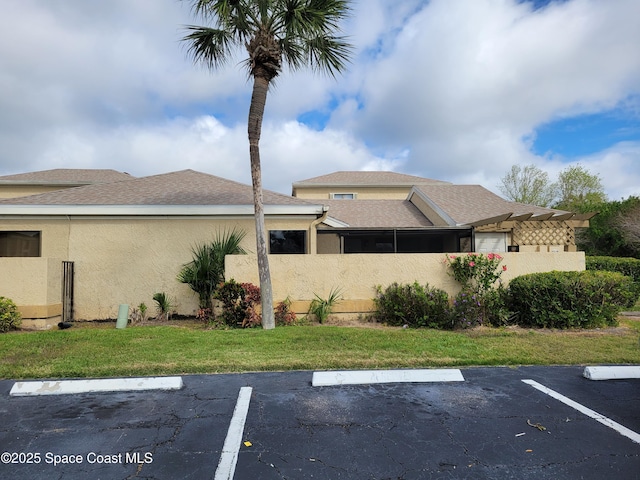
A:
183,26,236,69
177,228,247,309
304,34,352,77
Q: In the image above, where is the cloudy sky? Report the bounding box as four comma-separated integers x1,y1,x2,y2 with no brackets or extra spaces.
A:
1,0,639,200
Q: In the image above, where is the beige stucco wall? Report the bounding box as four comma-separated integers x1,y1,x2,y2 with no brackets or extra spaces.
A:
1,220,71,258
0,185,75,199
63,216,316,320
2,212,587,323
226,252,586,315
0,257,63,328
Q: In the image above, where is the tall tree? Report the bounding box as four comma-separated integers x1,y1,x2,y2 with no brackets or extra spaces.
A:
498,164,555,207
554,164,606,211
182,0,352,329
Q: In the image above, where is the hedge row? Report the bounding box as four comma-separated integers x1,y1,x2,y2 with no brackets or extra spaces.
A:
586,256,640,283
374,270,639,330
507,271,637,329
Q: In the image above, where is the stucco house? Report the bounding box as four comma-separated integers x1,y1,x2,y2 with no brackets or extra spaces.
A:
0,169,326,327
0,168,590,327
292,171,593,254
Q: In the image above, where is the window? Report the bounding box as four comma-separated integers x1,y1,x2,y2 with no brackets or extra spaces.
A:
0,231,41,257
343,231,394,253
330,193,356,199
269,230,306,254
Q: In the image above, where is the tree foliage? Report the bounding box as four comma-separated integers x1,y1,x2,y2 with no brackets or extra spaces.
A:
498,164,555,206
499,163,606,210
578,196,640,258
553,164,606,211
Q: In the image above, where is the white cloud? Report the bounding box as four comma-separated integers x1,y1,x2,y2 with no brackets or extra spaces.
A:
0,0,639,203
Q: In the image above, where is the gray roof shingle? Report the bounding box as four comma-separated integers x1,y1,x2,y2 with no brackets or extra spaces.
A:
293,171,450,186
0,168,134,184
321,199,435,228
413,185,565,225
0,170,314,207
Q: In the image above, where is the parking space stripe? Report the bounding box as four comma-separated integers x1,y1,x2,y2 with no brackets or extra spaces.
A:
9,376,183,396
522,379,640,445
312,369,464,386
215,386,252,480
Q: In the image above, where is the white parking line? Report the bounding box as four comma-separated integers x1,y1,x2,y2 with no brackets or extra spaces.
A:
522,379,640,445
9,376,183,396
215,386,253,480
312,369,465,386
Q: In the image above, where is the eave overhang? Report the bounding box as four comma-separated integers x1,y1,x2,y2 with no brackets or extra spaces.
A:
0,204,326,217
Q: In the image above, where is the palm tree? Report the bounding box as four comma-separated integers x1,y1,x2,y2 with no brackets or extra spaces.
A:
177,228,247,311
182,0,352,329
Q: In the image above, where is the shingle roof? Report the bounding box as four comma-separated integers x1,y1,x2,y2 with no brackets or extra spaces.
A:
413,185,565,225
321,199,435,229
0,170,314,207
293,171,450,186
0,168,134,184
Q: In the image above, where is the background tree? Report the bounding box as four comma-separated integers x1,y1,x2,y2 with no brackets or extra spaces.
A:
553,164,606,211
499,163,606,211
498,164,555,206
578,196,640,258
182,0,352,329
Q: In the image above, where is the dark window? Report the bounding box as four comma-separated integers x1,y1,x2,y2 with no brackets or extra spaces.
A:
343,231,394,253
269,230,306,254
396,231,444,253
0,231,41,257
338,229,473,254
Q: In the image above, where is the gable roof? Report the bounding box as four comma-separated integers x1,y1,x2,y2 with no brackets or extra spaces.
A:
0,168,134,185
411,184,566,225
0,170,324,216
293,171,451,187
320,200,434,229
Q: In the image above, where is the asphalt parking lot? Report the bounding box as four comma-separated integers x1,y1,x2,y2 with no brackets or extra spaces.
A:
0,366,639,479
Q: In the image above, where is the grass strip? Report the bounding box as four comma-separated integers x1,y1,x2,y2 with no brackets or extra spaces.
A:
1,321,639,380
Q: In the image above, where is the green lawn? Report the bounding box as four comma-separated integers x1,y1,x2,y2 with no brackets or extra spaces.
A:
2,319,639,380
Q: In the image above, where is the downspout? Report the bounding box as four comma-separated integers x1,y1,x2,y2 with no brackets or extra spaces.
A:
308,206,329,254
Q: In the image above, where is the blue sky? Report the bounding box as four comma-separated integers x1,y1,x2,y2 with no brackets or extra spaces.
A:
0,0,638,201
533,105,640,158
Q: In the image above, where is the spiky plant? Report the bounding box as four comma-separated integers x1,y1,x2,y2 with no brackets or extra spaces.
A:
178,228,247,310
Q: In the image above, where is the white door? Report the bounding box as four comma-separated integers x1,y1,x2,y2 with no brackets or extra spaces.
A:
475,232,507,252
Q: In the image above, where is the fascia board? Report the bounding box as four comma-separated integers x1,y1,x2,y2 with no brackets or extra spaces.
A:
0,204,326,216
322,216,350,228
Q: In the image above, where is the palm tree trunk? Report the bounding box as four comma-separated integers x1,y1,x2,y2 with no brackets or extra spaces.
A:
248,73,275,329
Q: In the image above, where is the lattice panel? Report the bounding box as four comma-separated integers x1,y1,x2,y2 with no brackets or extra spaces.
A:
512,221,575,246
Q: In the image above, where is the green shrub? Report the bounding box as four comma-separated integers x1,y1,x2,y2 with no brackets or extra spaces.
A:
451,286,510,329
308,287,342,324
0,296,22,333
215,280,261,328
177,228,247,310
374,282,451,329
506,271,637,329
586,256,640,289
275,298,297,326
152,292,174,321
445,253,507,294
